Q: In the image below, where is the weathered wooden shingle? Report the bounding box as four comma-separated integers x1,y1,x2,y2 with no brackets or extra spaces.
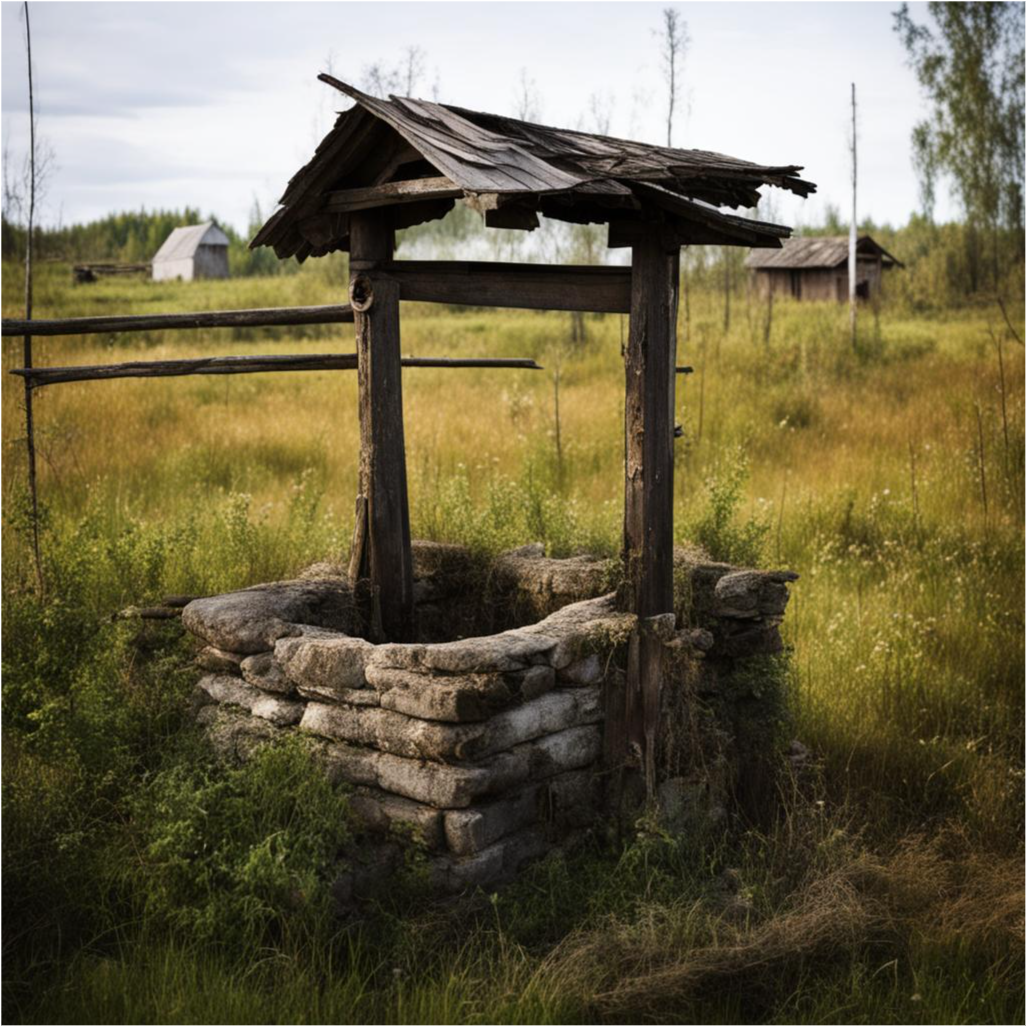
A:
252,77,817,261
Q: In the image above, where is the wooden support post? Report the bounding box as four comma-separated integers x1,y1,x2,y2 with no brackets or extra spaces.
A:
349,210,415,642
613,228,680,803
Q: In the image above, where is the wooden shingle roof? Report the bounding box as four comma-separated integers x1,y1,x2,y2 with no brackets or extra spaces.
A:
153,222,229,262
745,234,902,270
253,77,817,261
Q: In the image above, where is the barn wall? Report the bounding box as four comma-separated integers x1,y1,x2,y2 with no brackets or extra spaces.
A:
798,269,837,301
862,257,883,298
152,258,195,282
751,269,789,299
193,245,230,280
752,259,890,303
751,268,837,301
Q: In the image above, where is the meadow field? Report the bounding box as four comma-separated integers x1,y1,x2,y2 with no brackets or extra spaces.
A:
2,261,1023,1023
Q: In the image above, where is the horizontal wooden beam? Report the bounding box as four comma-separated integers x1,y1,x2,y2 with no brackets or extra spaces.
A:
358,260,632,313
322,176,464,214
609,184,792,250
0,304,356,338
9,353,542,388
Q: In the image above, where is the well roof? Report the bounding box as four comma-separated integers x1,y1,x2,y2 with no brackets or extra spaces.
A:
253,77,816,261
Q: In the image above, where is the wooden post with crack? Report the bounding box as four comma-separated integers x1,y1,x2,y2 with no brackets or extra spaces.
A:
348,210,415,642
611,225,680,804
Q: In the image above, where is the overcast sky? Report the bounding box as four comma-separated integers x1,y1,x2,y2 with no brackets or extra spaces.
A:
1,0,955,236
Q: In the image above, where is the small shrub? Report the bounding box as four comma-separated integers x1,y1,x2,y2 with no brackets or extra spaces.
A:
133,735,351,951
683,447,769,567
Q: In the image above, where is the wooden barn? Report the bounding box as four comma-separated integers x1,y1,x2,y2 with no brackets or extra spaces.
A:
152,222,230,282
745,234,901,302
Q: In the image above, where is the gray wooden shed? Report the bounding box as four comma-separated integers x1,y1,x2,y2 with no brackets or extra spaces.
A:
152,222,230,282
745,234,901,302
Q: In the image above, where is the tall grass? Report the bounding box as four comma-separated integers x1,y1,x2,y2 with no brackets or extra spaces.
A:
2,263,1023,1023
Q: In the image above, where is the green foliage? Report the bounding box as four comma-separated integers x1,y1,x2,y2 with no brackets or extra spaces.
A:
894,1,1025,289
413,459,617,559
1,204,303,278
133,736,351,950
682,445,769,566
2,612,194,995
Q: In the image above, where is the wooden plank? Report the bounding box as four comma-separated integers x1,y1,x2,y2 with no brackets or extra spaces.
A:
9,354,542,389
367,260,631,313
1,304,355,338
321,176,463,213
350,210,415,643
619,227,680,798
621,184,791,248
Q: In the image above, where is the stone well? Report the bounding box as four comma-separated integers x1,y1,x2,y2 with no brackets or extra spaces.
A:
183,542,796,893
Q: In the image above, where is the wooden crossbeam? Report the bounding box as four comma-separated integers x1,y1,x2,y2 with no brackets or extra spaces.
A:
9,354,542,388
321,176,464,213
1,304,355,338
356,260,632,313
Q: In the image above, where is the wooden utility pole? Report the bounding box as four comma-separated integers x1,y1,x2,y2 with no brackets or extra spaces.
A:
22,0,43,591
849,81,858,350
349,210,415,642
617,227,680,799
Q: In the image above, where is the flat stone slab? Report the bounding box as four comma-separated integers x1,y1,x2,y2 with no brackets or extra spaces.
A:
197,674,304,726
300,687,601,763
713,568,798,619
183,578,356,654
366,666,514,723
443,768,596,855
275,627,375,692
318,723,602,808
364,594,631,676
492,544,615,619
195,646,244,674
347,787,445,849
369,631,557,675
518,595,634,668
195,704,280,761
428,827,552,892
240,651,293,694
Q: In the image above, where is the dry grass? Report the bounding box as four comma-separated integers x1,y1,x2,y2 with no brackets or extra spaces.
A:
2,263,1022,1023
535,830,1023,1023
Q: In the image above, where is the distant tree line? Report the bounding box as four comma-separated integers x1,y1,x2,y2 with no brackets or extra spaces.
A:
0,201,291,277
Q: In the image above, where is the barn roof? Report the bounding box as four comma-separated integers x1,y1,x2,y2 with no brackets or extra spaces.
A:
153,222,230,263
253,77,817,261
744,234,902,270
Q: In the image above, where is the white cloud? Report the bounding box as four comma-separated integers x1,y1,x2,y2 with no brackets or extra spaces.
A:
1,1,950,236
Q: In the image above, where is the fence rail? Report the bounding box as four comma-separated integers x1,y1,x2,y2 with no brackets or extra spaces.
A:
10,354,543,388
1,303,355,337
